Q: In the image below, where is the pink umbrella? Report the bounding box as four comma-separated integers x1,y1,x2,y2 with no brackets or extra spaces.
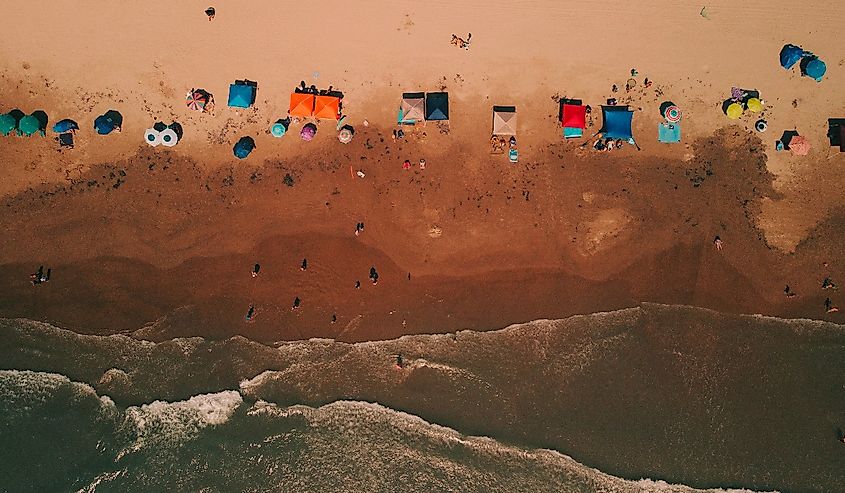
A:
300,123,317,141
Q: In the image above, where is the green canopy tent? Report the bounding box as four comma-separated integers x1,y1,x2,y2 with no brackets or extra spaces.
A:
0,114,15,136
18,115,40,136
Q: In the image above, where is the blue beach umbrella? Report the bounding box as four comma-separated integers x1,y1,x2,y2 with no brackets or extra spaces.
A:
18,115,40,136
94,110,123,135
804,58,826,82
0,114,15,136
271,121,287,137
52,119,79,133
779,44,805,69
233,136,256,159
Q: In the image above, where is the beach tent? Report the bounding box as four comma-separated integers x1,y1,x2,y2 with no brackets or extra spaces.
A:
289,93,315,118
18,115,40,136
492,106,517,136
827,118,845,152
658,123,680,143
0,114,15,136
228,81,257,108
780,44,806,69
560,103,586,129
600,106,634,140
233,136,256,159
52,119,78,133
399,92,425,124
313,95,341,120
425,92,449,121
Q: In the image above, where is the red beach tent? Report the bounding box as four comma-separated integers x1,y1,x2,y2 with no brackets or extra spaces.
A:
289,93,315,117
561,103,586,129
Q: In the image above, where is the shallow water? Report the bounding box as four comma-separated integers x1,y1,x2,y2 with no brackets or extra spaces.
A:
1,304,843,492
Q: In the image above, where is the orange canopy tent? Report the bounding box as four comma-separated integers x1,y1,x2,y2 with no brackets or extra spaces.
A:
289,93,315,117
313,95,341,120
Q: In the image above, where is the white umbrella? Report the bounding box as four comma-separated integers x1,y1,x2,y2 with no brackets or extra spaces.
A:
145,128,161,147
160,128,178,147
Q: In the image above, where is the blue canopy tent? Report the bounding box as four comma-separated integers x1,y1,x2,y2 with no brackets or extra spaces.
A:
425,92,449,121
233,136,256,159
598,105,638,148
228,81,257,108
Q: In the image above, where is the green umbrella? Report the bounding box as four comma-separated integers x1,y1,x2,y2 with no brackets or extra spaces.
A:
0,113,15,136
18,115,40,136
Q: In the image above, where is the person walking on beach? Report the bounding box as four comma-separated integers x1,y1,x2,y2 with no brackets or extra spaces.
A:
331,313,337,324
403,159,411,170
292,297,301,310
245,305,255,321
714,236,723,251
784,285,796,298
824,298,839,313
822,276,837,290
370,266,379,285
252,263,260,278
301,258,307,271
355,280,361,289
205,7,215,21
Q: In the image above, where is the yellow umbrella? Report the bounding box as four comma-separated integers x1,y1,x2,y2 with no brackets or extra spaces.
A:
747,98,763,113
726,103,743,119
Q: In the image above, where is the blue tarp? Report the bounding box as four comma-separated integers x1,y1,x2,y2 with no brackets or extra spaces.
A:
563,127,583,139
601,106,634,140
228,83,256,108
658,123,681,143
780,44,805,69
425,92,449,121
233,136,256,159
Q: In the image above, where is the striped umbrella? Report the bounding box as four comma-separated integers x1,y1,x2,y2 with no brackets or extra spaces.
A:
186,91,207,111
664,105,682,123
338,127,353,144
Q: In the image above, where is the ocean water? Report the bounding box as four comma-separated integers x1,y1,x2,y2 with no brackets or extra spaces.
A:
1,304,843,492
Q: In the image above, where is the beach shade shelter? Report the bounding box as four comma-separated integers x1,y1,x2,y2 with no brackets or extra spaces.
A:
399,92,425,124
228,82,256,108
313,95,341,120
492,106,517,136
560,103,586,129
271,119,289,138
801,57,826,82
186,90,208,111
94,110,122,135
52,119,78,133
289,93,315,118
425,92,449,121
658,123,681,143
0,114,15,136
828,118,845,151
725,102,743,119
160,128,178,147
338,125,354,144
599,106,634,140
788,135,811,155
746,98,764,113
233,136,256,159
18,115,40,136
780,44,806,69
145,127,162,146
300,123,317,141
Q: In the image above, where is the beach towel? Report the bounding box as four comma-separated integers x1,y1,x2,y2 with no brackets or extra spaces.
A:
658,123,680,143
563,127,583,139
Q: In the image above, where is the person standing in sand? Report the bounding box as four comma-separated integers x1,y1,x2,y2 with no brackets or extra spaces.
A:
205,7,215,21
824,298,839,313
714,236,723,251
252,263,260,278
245,305,255,321
301,258,307,271
292,297,301,310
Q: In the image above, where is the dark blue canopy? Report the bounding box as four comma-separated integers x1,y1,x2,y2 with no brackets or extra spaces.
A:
233,136,256,159
780,44,805,69
52,119,78,133
601,106,634,140
94,110,122,135
228,83,256,108
425,92,449,121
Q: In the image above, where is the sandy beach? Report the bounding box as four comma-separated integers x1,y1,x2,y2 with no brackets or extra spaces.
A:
1,0,844,491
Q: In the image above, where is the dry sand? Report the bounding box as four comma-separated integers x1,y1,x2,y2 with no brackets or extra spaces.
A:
0,0,844,341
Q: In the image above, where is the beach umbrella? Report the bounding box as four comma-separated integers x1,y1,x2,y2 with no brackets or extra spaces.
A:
271,121,287,137
726,103,743,119
338,126,353,144
300,123,317,141
664,105,681,123
144,128,161,146
746,98,763,113
789,135,810,156
160,128,178,147
0,114,15,136
779,44,805,69
52,119,79,133
18,115,40,136
233,136,256,159
186,91,208,111
804,58,826,82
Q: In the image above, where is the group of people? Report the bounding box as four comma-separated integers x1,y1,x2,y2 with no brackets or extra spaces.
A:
30,266,50,285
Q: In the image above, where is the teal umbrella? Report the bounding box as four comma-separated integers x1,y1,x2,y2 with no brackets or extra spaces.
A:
18,115,40,136
0,114,14,136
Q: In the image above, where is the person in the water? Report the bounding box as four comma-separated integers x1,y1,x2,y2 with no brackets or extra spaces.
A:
245,305,255,321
